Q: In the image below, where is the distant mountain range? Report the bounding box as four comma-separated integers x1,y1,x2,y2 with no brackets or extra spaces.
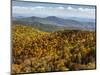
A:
12,16,95,32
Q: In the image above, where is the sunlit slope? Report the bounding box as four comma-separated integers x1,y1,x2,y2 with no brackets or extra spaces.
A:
12,25,96,74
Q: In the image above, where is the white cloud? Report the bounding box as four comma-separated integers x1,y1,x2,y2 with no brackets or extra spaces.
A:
34,6,45,9
67,6,73,10
78,7,95,12
13,6,45,10
78,7,84,11
57,6,65,9
13,6,33,11
13,6,26,9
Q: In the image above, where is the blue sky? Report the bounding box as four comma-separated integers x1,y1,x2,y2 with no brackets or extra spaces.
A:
12,1,96,19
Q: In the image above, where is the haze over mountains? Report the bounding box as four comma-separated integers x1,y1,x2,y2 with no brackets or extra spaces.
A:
12,16,95,32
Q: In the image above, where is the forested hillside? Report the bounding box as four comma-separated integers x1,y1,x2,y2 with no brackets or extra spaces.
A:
12,25,96,74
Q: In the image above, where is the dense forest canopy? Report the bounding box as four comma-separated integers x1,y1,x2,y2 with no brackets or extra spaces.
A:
12,25,96,74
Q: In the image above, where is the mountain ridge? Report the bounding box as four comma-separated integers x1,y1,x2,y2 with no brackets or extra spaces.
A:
12,16,95,31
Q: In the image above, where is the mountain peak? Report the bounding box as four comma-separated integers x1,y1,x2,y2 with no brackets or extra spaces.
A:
30,16,39,19
46,16,59,19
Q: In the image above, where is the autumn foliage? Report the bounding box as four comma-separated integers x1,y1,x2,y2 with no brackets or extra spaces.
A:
12,25,96,74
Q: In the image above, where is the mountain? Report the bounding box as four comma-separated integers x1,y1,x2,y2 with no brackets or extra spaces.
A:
67,17,95,22
12,16,95,31
45,16,83,27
